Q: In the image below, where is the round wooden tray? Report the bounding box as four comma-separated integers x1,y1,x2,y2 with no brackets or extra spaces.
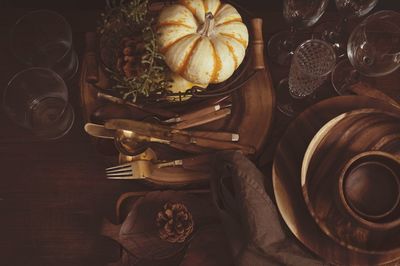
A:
80,18,275,185
273,96,400,265
103,190,230,266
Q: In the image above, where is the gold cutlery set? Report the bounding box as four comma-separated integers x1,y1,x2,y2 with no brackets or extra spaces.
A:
84,101,254,180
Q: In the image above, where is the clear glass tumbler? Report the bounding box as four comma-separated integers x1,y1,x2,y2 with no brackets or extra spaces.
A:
10,10,79,80
277,39,336,116
3,68,75,139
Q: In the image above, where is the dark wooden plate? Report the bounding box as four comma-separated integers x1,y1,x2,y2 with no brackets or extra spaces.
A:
302,109,400,254
273,96,400,265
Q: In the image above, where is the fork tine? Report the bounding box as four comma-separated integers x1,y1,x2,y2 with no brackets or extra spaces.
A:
106,171,132,178
106,162,133,171
106,175,135,179
106,168,133,175
106,169,132,175
106,164,131,173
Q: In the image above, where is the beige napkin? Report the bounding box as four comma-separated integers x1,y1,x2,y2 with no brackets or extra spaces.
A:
211,151,325,266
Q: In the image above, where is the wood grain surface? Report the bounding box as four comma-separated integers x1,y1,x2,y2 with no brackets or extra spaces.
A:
303,109,400,254
0,1,399,266
273,96,400,266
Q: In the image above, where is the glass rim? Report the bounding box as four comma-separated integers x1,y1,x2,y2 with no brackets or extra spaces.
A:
3,67,68,117
293,39,337,77
10,9,73,66
32,102,75,140
355,10,400,56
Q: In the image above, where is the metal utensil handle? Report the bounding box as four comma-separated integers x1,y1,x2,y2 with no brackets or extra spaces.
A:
165,104,221,123
156,160,183,169
174,108,231,130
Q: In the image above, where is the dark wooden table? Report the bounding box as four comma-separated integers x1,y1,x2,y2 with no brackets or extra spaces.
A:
0,1,399,265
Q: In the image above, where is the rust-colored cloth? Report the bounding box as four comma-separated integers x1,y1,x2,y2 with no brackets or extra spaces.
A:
211,151,325,266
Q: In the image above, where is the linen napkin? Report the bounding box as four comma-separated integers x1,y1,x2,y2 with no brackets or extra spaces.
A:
210,151,325,266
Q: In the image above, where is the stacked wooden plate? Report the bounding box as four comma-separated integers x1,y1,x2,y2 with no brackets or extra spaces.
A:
273,96,400,265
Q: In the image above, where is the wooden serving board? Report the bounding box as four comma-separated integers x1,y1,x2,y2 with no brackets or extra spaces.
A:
273,96,400,266
80,18,275,185
105,190,232,266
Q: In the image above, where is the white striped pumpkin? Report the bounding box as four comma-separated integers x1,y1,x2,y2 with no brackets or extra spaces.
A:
167,72,208,101
157,0,249,85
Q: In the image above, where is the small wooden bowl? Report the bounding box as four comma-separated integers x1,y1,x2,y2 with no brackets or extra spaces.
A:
339,151,400,229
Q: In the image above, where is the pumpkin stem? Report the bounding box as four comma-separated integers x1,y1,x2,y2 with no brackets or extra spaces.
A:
198,12,215,37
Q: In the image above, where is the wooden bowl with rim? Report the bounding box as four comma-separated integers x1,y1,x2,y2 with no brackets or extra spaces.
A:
338,151,400,229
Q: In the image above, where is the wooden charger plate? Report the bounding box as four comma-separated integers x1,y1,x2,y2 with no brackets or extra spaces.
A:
302,109,400,255
80,18,275,185
273,96,400,265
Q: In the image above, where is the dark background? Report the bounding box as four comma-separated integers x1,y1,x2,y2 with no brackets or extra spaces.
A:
0,1,399,266
2,0,400,11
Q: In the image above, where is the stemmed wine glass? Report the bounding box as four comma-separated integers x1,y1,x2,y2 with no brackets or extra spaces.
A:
313,0,379,57
277,39,336,117
331,10,400,95
268,0,329,66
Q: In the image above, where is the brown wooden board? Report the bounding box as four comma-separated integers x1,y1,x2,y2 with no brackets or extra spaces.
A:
104,190,231,266
80,18,275,185
273,96,400,265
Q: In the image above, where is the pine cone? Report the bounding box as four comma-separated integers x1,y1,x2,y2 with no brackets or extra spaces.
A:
117,36,142,78
156,202,194,243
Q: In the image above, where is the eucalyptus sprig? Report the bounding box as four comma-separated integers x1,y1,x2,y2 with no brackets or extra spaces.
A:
98,0,170,102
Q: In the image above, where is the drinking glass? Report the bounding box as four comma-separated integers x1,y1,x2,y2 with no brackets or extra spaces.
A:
3,68,75,139
268,0,329,66
313,0,379,57
331,10,400,95
10,10,79,80
277,39,336,116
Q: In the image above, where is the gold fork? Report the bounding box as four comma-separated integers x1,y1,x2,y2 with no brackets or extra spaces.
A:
105,154,213,180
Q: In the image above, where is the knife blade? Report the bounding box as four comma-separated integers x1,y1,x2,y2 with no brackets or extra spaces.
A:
84,123,115,139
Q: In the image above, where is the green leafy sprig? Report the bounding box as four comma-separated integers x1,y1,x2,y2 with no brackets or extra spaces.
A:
98,0,170,102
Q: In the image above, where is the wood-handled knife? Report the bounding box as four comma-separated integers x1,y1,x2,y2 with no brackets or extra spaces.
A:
105,119,255,154
85,122,238,142
174,108,231,130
